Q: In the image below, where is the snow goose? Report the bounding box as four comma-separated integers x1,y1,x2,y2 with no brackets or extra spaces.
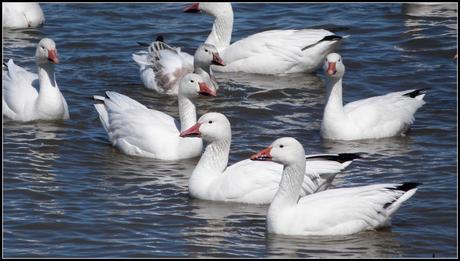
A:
321,53,427,140
132,41,224,95
3,38,69,122
184,2,345,74
180,112,360,204
251,137,419,236
93,73,216,160
3,3,45,29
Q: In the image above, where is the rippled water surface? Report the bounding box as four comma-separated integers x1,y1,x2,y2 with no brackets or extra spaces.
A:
3,3,457,258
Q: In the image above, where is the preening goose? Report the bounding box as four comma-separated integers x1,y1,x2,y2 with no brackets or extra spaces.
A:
132,41,224,95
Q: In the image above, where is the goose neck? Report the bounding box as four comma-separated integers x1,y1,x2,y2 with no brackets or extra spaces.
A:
194,62,211,75
205,14,233,51
194,137,231,175
271,163,306,207
178,95,197,132
37,62,57,92
324,77,344,116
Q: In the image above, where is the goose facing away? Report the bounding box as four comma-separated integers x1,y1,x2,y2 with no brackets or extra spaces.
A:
180,112,361,204
3,38,69,122
3,3,45,29
184,2,345,74
132,41,224,95
320,53,427,140
251,137,419,236
93,73,216,160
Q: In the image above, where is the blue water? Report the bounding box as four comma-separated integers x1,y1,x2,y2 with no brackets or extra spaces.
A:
3,3,457,258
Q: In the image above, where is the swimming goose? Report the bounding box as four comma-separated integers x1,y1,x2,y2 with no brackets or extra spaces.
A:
184,2,345,74
93,73,216,160
3,38,69,122
251,137,419,236
321,53,427,140
3,3,45,29
180,112,360,204
132,41,224,95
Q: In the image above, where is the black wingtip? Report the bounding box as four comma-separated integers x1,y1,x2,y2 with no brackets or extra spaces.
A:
403,88,430,98
383,182,420,209
392,182,421,192
335,153,363,163
301,34,343,51
155,35,164,43
321,35,343,42
306,153,362,163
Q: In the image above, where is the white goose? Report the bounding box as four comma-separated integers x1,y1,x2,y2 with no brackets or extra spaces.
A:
132,41,224,95
3,3,45,29
3,38,69,122
93,73,216,160
180,112,361,204
251,137,419,236
184,2,345,74
321,53,427,140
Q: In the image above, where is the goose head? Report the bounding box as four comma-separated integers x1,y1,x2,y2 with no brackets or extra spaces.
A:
180,112,231,142
323,53,345,79
184,2,233,18
194,43,225,67
179,73,217,98
251,137,306,166
35,38,59,65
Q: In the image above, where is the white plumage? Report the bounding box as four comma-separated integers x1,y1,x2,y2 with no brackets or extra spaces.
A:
184,2,345,74
269,182,418,236
321,53,427,140
132,41,224,95
3,38,69,122
93,73,216,160
3,3,45,29
251,137,418,236
180,112,360,204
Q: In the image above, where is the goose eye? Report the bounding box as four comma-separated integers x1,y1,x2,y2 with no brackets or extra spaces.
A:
279,145,284,148
208,120,213,124
190,80,194,83
338,59,341,62
204,49,208,52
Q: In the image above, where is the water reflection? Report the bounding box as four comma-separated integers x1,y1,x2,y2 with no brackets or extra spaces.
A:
3,28,44,61
401,3,457,57
3,121,68,182
3,121,68,233
266,230,401,258
402,3,457,18
189,199,267,222
216,72,323,91
320,135,414,157
92,148,196,190
184,199,268,256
